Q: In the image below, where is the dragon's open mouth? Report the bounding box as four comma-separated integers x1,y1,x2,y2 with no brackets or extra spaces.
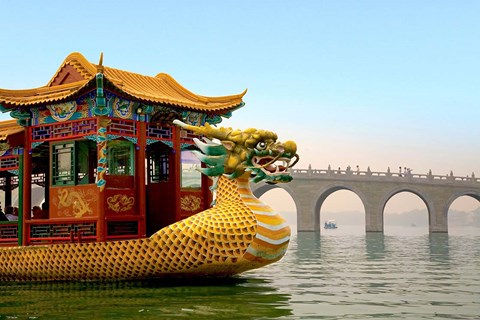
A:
252,156,291,174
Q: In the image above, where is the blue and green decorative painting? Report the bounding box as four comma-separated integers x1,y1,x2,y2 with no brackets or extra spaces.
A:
182,112,207,126
24,90,239,126
30,93,94,125
47,101,78,122
111,95,134,119
29,92,143,125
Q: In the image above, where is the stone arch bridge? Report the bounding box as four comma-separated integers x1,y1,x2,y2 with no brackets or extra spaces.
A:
252,167,480,233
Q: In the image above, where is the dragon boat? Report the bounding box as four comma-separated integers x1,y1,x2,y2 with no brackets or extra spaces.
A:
0,52,298,281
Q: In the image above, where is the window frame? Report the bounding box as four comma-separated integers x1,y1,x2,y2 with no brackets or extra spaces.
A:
180,149,202,190
107,139,135,176
51,139,98,187
51,142,75,186
148,151,170,183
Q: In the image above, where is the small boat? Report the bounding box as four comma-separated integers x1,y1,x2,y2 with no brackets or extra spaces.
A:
324,220,338,229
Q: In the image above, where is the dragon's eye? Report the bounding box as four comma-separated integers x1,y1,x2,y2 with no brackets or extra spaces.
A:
256,141,267,150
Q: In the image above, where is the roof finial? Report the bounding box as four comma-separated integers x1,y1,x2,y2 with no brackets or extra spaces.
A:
96,52,104,73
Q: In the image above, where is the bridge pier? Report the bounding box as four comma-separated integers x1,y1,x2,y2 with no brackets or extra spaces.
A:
364,194,384,232
295,186,318,232
429,196,449,233
365,211,382,232
297,207,317,232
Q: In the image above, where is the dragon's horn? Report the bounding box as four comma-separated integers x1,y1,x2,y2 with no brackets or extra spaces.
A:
173,119,231,140
172,119,198,132
193,138,226,156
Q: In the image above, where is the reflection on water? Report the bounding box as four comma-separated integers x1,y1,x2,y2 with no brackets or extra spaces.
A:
429,233,450,263
365,233,385,260
0,278,292,319
0,227,479,319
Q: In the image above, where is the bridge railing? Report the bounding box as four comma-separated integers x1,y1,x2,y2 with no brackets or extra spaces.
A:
291,168,480,185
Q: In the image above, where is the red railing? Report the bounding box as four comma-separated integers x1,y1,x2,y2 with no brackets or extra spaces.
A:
26,219,98,245
0,222,19,246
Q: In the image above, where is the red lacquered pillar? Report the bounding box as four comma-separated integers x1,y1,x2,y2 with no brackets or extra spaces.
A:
136,121,147,237
173,125,181,222
22,127,32,245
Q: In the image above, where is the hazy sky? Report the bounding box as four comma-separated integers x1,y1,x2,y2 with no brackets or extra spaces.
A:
0,1,478,213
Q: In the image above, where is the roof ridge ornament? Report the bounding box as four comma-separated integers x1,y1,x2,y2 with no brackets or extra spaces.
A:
94,52,110,115
96,52,104,74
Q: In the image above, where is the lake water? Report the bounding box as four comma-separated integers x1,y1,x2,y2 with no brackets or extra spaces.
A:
0,226,478,319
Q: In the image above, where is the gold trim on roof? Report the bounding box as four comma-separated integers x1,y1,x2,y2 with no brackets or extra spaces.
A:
0,52,246,112
0,80,91,106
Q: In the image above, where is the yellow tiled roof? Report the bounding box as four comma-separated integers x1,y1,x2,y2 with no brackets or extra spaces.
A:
0,120,24,141
0,52,246,112
0,81,92,107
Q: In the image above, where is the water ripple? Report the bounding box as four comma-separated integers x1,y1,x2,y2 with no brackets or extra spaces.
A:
0,227,478,319
246,227,480,319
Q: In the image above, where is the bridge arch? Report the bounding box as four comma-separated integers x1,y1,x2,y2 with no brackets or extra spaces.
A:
379,186,434,232
254,168,480,233
445,190,480,230
312,182,368,231
445,190,480,210
445,190,480,223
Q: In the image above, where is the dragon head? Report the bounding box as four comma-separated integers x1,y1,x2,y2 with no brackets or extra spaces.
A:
173,120,299,184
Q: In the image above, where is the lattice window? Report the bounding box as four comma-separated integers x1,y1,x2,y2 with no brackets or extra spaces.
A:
76,140,97,185
52,143,75,186
146,123,172,140
31,125,52,141
148,152,169,183
108,119,137,137
107,221,138,237
74,119,97,135
107,140,134,175
32,118,97,142
0,156,19,171
51,123,76,139
51,140,97,186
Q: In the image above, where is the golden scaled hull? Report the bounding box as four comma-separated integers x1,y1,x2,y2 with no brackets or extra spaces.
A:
0,207,285,282
0,176,291,282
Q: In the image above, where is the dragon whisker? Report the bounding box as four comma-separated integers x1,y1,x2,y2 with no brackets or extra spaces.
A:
288,154,300,168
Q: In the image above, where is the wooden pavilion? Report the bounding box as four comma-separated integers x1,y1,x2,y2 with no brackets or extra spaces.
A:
0,52,246,246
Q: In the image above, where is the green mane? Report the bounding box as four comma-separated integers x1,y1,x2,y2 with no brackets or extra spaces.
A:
191,137,227,177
